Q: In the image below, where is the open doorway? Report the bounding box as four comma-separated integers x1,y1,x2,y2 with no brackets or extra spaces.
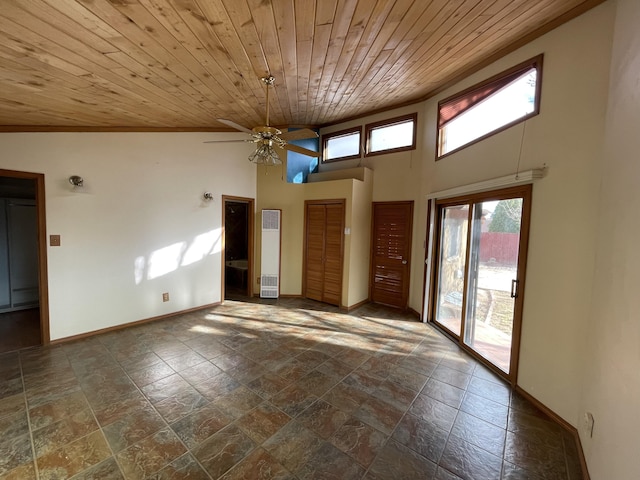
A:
0,170,49,353
222,196,254,300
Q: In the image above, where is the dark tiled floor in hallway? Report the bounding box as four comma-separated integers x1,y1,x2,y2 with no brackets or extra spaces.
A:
0,298,583,479
0,308,41,354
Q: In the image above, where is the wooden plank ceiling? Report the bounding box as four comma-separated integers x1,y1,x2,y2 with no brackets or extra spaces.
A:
0,0,604,131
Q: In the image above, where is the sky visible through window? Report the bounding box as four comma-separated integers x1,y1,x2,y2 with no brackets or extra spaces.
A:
370,120,414,152
326,132,360,159
441,70,537,155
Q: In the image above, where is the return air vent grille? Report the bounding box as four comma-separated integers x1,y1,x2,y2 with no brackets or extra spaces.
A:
260,274,279,298
262,209,280,230
261,274,278,287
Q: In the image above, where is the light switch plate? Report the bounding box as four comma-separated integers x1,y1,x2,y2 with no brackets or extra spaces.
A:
50,235,61,247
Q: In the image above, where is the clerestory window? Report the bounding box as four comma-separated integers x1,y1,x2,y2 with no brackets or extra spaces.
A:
437,55,543,159
322,127,362,162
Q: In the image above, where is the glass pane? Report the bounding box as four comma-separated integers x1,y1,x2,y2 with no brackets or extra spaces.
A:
434,205,469,336
370,120,414,152
325,132,360,160
463,198,523,373
440,69,537,155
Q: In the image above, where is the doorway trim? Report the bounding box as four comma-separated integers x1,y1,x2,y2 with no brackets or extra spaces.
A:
0,169,50,345
221,195,255,300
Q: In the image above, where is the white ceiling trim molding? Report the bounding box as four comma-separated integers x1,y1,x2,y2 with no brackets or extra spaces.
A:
427,168,546,200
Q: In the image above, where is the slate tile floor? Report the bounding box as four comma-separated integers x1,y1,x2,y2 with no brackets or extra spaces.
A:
0,298,583,479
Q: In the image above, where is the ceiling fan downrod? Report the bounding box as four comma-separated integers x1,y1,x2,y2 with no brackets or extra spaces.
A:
261,75,275,127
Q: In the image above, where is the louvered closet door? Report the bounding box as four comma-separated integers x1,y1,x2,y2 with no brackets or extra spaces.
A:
305,204,326,302
304,200,345,306
371,201,414,309
322,204,344,306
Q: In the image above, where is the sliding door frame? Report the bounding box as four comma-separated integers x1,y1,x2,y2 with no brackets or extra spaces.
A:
427,184,532,385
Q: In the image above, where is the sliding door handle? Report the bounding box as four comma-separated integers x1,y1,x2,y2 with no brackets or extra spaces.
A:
510,279,519,298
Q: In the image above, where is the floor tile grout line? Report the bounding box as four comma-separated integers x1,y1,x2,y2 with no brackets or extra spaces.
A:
7,299,577,480
78,382,127,480
365,351,443,478
216,303,417,478
55,342,127,479
384,343,516,479
171,324,287,472
18,350,41,480
116,309,318,479
309,305,445,477
102,332,217,480
60,334,205,479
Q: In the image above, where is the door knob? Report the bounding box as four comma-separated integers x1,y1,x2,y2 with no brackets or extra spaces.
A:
402,260,407,264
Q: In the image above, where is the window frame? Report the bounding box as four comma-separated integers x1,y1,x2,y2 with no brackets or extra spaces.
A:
365,112,417,157
321,126,362,163
436,55,543,160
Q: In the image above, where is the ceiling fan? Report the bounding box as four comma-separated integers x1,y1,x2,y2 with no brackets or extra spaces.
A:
205,75,319,165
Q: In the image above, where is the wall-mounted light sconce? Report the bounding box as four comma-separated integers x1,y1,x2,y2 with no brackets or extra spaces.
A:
68,175,84,187
203,192,214,201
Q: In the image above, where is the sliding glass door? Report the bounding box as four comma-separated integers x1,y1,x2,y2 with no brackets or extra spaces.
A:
434,205,469,336
431,186,531,381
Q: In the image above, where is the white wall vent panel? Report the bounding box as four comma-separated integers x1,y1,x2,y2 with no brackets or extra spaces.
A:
260,209,281,298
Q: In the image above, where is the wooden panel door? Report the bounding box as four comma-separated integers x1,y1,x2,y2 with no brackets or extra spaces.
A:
304,200,345,306
371,201,414,309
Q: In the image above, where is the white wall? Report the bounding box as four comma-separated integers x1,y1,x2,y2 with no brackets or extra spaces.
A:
0,132,255,340
581,0,640,476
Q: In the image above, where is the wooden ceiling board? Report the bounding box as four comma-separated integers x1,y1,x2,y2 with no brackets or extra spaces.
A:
327,0,424,120
353,0,504,112
292,0,314,124
0,0,606,131
334,0,472,119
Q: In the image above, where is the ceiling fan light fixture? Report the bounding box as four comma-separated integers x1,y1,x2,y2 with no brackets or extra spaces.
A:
248,142,281,166
208,75,318,162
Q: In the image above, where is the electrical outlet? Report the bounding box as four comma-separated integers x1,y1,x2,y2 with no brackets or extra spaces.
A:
162,292,169,302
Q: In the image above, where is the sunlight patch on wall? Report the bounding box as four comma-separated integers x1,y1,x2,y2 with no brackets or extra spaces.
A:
182,230,222,266
148,242,185,280
134,228,222,284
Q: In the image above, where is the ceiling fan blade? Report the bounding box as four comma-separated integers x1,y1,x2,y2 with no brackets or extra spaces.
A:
203,139,254,144
284,143,320,157
278,128,319,141
217,119,255,135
